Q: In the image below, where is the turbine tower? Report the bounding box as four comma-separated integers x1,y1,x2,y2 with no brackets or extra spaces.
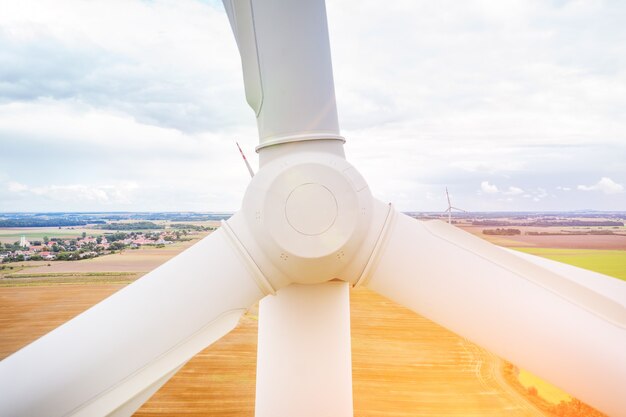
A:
444,187,466,224
0,1,624,417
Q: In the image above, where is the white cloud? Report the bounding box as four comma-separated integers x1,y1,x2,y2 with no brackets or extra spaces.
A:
578,177,624,195
480,181,499,194
7,181,138,204
504,186,524,195
7,181,28,192
536,187,548,199
556,186,571,191
0,0,247,133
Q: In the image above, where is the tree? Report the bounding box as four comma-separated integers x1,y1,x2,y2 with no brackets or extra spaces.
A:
43,236,50,244
82,232,87,239
110,242,126,251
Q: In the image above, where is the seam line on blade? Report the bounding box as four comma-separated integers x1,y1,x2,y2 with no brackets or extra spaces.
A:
422,222,626,329
104,364,184,417
354,203,395,288
248,0,264,117
221,220,276,295
63,308,246,417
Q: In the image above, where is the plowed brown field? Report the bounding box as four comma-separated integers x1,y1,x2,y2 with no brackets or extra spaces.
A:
461,226,626,250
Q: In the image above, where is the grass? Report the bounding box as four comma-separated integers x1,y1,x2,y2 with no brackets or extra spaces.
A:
0,277,137,287
0,271,139,287
513,247,626,281
3,272,136,279
0,227,105,243
0,265,139,287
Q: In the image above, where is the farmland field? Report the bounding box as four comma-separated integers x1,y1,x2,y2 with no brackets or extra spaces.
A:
459,225,626,250
0,227,106,244
512,247,626,281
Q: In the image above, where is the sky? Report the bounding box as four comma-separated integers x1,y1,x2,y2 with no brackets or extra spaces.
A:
1,0,625,212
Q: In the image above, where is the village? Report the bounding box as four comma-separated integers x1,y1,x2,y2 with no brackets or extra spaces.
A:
0,230,185,263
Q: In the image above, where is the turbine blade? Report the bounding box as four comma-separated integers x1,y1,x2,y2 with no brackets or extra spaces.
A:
363,211,626,417
255,282,353,417
0,226,267,417
222,0,344,150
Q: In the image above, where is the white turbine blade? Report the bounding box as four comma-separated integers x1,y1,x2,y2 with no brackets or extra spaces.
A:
255,282,353,417
0,225,267,417
222,0,343,150
363,212,626,417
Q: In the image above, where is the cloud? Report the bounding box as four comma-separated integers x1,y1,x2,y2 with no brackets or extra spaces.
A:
7,181,139,204
2,0,626,212
7,181,28,192
480,181,499,194
577,177,624,195
556,186,571,191
536,188,548,199
504,186,524,195
0,0,249,133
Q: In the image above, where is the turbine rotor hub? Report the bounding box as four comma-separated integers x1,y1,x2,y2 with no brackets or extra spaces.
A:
285,183,338,236
236,150,374,286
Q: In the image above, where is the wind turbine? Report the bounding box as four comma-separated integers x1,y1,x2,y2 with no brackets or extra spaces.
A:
236,141,255,178
1,1,625,417
444,187,466,224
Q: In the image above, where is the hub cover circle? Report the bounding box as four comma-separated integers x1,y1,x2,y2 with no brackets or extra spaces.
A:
285,183,337,235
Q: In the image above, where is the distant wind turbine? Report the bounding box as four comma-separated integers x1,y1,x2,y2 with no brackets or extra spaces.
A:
236,141,255,178
444,187,466,224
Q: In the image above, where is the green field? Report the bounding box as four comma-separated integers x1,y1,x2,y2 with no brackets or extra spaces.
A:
513,247,626,281
0,227,106,244
0,222,218,244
